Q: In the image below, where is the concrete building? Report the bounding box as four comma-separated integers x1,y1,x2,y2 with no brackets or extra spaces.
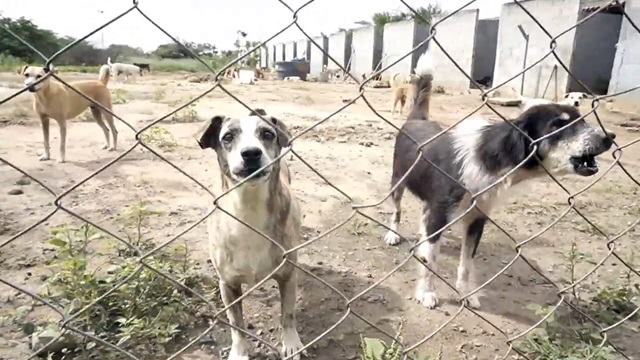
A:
309,35,328,76
284,41,297,61
428,10,480,89
493,0,583,99
274,43,285,63
259,45,269,68
607,0,639,103
381,19,430,81
349,26,383,79
296,39,311,60
327,30,353,72
569,1,624,94
471,18,500,87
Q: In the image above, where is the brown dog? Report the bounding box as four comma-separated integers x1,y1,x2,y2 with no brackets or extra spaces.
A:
18,65,118,163
391,83,414,117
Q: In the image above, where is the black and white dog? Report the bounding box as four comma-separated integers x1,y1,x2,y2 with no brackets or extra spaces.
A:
383,50,616,310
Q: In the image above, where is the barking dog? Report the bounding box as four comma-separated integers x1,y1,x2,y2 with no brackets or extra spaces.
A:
384,50,615,310
196,109,304,360
512,87,590,112
18,64,118,163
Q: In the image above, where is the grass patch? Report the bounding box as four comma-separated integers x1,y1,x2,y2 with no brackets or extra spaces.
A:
169,103,200,123
31,201,218,358
515,242,639,359
360,320,442,360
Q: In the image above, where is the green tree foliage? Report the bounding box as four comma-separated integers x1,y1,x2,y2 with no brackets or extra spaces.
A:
0,15,146,65
371,4,446,28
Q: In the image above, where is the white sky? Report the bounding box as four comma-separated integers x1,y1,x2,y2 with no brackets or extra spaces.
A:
0,0,510,52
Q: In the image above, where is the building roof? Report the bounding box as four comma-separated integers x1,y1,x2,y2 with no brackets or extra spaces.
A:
582,0,626,14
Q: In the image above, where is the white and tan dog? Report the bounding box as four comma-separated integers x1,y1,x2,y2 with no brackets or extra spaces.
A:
107,57,140,82
511,87,590,112
196,108,304,360
18,64,118,163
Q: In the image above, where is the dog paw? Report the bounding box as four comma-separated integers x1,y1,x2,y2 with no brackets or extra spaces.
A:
101,144,109,150
227,353,249,360
56,158,65,163
465,294,481,309
383,231,401,246
415,290,439,309
107,147,116,152
38,154,50,161
282,328,305,360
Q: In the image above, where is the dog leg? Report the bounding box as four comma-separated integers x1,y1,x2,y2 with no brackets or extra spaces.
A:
277,273,304,360
418,201,429,238
383,179,405,245
103,112,118,151
220,282,251,360
456,215,487,309
57,119,67,163
38,115,51,161
414,209,448,309
90,107,110,150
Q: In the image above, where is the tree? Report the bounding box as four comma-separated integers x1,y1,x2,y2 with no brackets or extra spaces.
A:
0,16,60,62
372,4,445,28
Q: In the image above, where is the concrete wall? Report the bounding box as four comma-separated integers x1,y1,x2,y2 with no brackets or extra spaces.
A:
259,45,269,68
271,44,277,64
350,26,384,78
471,18,499,83
296,39,311,59
327,31,353,71
284,41,297,61
429,9,479,89
569,11,622,94
274,43,285,63
608,0,640,102
309,35,328,76
493,0,581,99
381,20,430,80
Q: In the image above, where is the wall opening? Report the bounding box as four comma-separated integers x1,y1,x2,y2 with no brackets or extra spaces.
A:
568,6,624,94
470,18,499,89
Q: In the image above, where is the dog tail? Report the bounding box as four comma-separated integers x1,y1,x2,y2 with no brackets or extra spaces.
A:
99,65,111,86
406,48,434,120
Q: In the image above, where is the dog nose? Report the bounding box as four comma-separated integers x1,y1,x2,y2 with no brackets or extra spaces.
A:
606,130,616,141
241,147,262,161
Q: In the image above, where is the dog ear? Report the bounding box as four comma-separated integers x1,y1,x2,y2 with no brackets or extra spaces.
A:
16,65,28,75
563,93,570,99
195,115,225,150
269,116,291,148
580,92,589,99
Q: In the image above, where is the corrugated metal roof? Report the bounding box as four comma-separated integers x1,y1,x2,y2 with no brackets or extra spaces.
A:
582,0,626,13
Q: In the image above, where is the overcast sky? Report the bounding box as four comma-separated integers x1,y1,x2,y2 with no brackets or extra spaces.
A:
0,0,511,52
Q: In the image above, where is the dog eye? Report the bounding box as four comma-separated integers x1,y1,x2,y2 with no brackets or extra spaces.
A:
262,130,275,140
222,133,234,143
35,75,42,80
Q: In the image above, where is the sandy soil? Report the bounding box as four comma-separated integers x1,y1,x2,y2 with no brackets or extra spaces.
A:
0,71,638,360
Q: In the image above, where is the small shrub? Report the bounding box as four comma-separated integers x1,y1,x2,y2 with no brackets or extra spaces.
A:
360,320,440,360
11,104,31,119
433,85,445,94
170,103,200,123
112,88,129,105
140,127,178,152
515,241,634,359
40,201,218,357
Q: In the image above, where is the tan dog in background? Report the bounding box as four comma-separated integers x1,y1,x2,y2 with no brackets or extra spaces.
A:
391,83,414,117
18,64,118,163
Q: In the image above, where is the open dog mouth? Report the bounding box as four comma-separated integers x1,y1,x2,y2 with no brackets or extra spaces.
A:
570,154,599,176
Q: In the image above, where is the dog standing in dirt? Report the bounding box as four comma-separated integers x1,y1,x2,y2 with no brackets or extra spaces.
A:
196,109,304,360
18,64,118,163
384,49,615,310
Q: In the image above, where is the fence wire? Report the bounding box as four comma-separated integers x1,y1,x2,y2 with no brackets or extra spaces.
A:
1,0,639,359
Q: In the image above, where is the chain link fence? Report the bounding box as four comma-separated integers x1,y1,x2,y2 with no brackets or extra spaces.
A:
1,0,639,359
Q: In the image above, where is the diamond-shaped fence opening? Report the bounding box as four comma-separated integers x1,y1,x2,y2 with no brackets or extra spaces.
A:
1,0,639,359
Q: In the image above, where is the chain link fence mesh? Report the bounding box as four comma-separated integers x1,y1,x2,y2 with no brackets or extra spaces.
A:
1,0,639,359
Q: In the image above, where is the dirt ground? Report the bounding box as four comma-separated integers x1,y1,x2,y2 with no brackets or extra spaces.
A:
0,70,639,360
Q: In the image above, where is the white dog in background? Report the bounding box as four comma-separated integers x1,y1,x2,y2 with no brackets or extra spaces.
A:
107,57,140,82
511,87,591,112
